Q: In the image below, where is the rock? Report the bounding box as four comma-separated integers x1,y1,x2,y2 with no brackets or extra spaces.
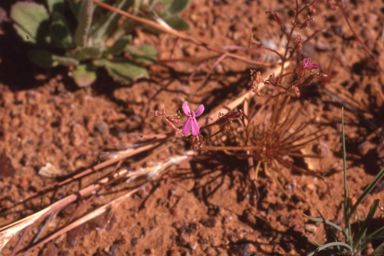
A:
229,243,252,256
304,223,317,233
0,154,15,178
201,217,217,228
38,162,64,178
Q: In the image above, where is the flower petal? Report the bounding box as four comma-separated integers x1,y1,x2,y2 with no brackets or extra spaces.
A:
195,104,205,116
182,103,191,116
310,63,319,70
182,118,192,135
191,118,200,136
303,58,309,68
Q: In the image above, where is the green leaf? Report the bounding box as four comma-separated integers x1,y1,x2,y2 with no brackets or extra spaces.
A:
103,35,132,55
307,242,353,256
167,0,190,15
47,0,64,13
91,0,134,44
305,235,321,247
363,225,384,245
125,44,157,65
163,16,190,31
67,47,101,60
94,58,149,84
72,64,97,87
74,0,93,47
28,50,58,68
10,2,51,45
349,165,384,219
50,12,73,49
352,199,379,250
304,215,344,234
372,243,384,256
51,55,79,66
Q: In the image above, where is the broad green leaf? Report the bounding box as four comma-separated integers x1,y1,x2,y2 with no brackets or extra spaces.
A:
10,2,51,45
51,55,79,66
67,47,101,60
91,0,134,44
28,50,58,68
167,0,190,15
50,13,73,49
163,16,190,31
103,35,132,55
74,0,93,47
125,44,157,65
94,58,149,84
72,64,97,87
47,0,64,13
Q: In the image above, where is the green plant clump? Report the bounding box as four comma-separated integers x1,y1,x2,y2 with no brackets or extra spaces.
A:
10,0,191,87
306,109,384,256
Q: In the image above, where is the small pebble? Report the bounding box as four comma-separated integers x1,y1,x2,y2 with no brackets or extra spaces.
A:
156,198,163,206
0,154,15,178
86,115,97,132
229,243,252,256
205,247,217,256
222,214,233,224
38,162,63,178
40,243,59,256
304,223,317,233
228,232,238,243
188,241,198,250
96,122,108,134
201,217,217,228
199,238,209,244
168,248,181,256
358,141,371,156
242,209,257,227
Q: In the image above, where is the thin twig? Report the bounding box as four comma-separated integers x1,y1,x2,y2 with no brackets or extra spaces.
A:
334,0,376,60
193,53,228,94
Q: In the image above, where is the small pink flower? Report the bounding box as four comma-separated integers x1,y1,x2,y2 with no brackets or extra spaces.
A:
182,103,204,136
303,58,319,70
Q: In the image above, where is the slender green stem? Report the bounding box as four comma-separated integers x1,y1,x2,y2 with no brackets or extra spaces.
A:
341,108,352,244
307,242,352,256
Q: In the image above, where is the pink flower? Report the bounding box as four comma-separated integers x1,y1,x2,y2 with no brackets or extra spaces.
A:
303,58,319,70
182,103,204,136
